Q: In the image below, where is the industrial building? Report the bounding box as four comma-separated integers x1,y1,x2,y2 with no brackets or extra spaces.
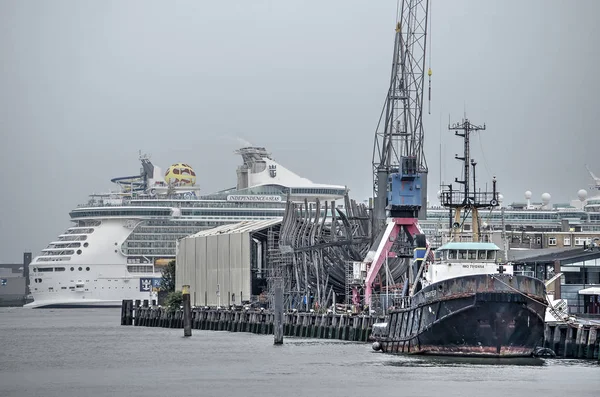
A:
511,247,600,315
0,252,32,307
175,219,280,307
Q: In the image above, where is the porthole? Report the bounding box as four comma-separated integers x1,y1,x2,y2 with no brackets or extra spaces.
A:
83,242,89,248
77,250,82,255
78,267,82,271
86,267,90,271
70,267,74,271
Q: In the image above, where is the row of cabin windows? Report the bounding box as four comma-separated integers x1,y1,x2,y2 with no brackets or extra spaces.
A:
548,237,595,246
34,266,90,272
436,250,497,261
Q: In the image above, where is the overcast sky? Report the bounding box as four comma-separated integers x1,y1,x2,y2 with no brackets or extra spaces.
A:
1,0,599,263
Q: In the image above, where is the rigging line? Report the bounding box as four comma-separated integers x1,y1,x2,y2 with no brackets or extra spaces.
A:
476,131,493,180
428,0,432,67
439,111,442,191
427,0,433,115
489,275,548,308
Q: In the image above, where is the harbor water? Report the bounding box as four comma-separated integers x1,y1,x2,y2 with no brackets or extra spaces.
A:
0,307,597,397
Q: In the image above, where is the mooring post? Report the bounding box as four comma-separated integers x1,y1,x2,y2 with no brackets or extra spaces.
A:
274,285,284,345
120,300,127,326
134,300,141,326
182,284,192,337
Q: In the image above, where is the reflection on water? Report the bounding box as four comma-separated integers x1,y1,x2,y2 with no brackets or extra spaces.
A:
0,308,598,397
380,355,546,367
376,352,599,369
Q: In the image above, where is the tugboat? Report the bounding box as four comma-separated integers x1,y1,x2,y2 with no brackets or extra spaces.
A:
371,118,547,357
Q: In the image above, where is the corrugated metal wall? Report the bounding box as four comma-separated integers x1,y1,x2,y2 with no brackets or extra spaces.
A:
206,235,219,306
195,237,207,306
176,231,253,307
217,234,230,305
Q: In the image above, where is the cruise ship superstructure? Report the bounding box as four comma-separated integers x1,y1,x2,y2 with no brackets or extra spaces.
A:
26,147,347,308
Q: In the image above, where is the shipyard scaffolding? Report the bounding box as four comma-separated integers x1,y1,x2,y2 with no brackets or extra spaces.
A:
270,194,371,311
265,228,296,310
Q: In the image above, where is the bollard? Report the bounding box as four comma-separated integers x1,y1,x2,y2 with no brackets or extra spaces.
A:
274,285,283,345
182,285,192,337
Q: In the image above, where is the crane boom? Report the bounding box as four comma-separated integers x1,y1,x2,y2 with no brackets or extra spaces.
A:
372,0,430,237
362,0,431,309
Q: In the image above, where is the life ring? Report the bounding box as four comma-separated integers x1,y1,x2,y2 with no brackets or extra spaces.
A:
490,199,498,206
149,188,156,196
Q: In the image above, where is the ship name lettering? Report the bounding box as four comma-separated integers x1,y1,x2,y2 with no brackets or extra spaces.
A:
424,290,437,299
227,195,282,202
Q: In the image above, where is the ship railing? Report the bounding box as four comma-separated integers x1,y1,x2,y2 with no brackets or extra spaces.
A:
369,293,412,315
392,296,412,309
514,270,535,278
439,191,499,207
439,231,495,244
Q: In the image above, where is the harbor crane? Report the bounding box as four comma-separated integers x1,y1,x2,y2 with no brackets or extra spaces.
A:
358,0,432,308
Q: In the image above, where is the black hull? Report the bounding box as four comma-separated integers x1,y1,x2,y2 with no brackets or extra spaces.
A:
373,274,547,357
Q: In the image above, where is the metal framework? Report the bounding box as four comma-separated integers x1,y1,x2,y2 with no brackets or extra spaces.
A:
272,194,371,310
372,0,430,233
363,0,431,308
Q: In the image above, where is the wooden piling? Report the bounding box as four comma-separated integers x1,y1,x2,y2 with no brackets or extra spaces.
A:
273,286,284,345
120,300,127,325
182,285,192,337
586,328,597,359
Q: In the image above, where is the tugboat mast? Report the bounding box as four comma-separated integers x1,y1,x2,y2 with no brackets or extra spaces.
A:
441,117,499,242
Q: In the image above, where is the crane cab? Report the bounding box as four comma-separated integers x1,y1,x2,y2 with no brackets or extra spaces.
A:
386,156,423,218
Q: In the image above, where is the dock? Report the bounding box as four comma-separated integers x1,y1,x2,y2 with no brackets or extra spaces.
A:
544,321,600,359
121,300,599,360
121,300,384,343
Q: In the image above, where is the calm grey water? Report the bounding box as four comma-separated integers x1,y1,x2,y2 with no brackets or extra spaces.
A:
0,307,597,397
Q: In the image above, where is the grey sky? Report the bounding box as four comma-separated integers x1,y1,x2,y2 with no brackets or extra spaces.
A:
1,0,599,263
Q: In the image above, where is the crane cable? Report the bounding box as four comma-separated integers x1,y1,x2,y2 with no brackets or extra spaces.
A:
428,0,432,114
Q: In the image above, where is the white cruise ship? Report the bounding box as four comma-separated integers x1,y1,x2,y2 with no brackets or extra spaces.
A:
420,167,600,248
25,147,347,308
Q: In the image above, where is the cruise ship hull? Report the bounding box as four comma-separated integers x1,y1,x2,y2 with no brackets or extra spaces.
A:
372,274,547,357
24,299,125,309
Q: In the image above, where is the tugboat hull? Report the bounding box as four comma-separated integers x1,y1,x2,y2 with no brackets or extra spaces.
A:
374,274,547,357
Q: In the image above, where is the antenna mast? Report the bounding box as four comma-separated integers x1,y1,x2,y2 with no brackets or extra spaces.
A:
372,0,430,236
449,118,485,201
441,117,500,242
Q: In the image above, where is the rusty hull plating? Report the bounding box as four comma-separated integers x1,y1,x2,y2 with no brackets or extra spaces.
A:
374,273,547,357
